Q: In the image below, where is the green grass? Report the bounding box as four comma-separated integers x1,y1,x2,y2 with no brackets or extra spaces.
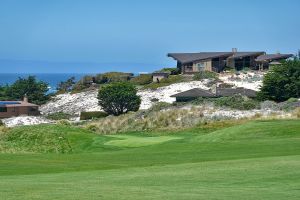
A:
0,119,300,199
105,135,182,147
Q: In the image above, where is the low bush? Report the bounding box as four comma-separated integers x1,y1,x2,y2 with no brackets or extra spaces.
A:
46,112,72,120
160,68,180,75
130,74,152,85
57,120,71,126
143,75,184,89
102,72,133,83
279,100,300,111
287,97,299,103
214,95,259,110
0,120,4,126
148,102,172,112
80,111,108,120
193,71,218,80
260,100,280,111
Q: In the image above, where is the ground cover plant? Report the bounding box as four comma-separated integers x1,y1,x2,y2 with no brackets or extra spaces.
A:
46,112,72,120
0,119,300,199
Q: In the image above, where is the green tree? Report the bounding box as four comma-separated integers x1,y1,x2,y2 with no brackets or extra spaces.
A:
0,85,9,101
98,82,141,116
5,76,50,105
258,60,300,102
57,77,76,92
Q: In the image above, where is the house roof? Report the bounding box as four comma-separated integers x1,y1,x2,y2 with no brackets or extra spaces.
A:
168,52,233,64
168,51,265,64
216,88,257,97
171,88,216,98
255,54,293,62
171,87,257,98
229,52,265,59
0,101,38,108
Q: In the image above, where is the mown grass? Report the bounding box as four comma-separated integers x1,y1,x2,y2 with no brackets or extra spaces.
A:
0,119,300,199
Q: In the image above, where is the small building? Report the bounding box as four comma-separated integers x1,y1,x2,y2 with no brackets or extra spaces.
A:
152,72,170,83
255,53,294,70
171,88,215,102
171,87,256,102
0,97,40,118
168,49,293,74
216,88,257,98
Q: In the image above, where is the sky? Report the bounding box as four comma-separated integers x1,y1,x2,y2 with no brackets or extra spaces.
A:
0,0,299,73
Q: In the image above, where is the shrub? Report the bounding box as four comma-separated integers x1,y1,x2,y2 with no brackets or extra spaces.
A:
57,77,76,93
287,97,299,103
130,74,152,85
149,102,172,112
260,100,280,111
86,124,99,132
80,111,108,120
143,75,184,89
160,68,180,75
0,120,4,126
72,75,94,92
193,71,218,80
214,95,259,110
94,74,108,84
46,112,72,120
57,120,71,126
98,82,141,116
150,98,159,102
258,60,300,102
102,72,133,83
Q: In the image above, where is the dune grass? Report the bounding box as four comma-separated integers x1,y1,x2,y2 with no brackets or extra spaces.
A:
0,119,300,199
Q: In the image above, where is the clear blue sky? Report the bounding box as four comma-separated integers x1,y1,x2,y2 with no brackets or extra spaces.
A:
0,0,299,73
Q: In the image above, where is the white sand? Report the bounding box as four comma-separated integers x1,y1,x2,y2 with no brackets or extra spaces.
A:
219,72,264,91
2,116,53,127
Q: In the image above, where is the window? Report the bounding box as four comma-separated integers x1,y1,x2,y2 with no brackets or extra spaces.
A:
197,63,205,68
29,107,37,112
0,107,7,112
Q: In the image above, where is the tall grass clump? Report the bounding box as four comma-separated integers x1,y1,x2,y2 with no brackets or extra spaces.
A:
84,106,206,134
193,71,218,80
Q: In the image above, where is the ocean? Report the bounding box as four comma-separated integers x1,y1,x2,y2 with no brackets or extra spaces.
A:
0,73,87,93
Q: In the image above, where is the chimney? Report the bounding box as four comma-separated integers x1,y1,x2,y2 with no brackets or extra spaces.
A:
23,94,28,103
232,48,237,54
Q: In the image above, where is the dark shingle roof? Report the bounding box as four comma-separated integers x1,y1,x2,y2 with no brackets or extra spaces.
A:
255,54,293,62
168,52,233,64
171,88,215,98
168,51,265,64
171,88,257,98
229,52,265,59
216,88,257,97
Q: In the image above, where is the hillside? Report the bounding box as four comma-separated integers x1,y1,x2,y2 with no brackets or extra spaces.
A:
0,119,300,199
